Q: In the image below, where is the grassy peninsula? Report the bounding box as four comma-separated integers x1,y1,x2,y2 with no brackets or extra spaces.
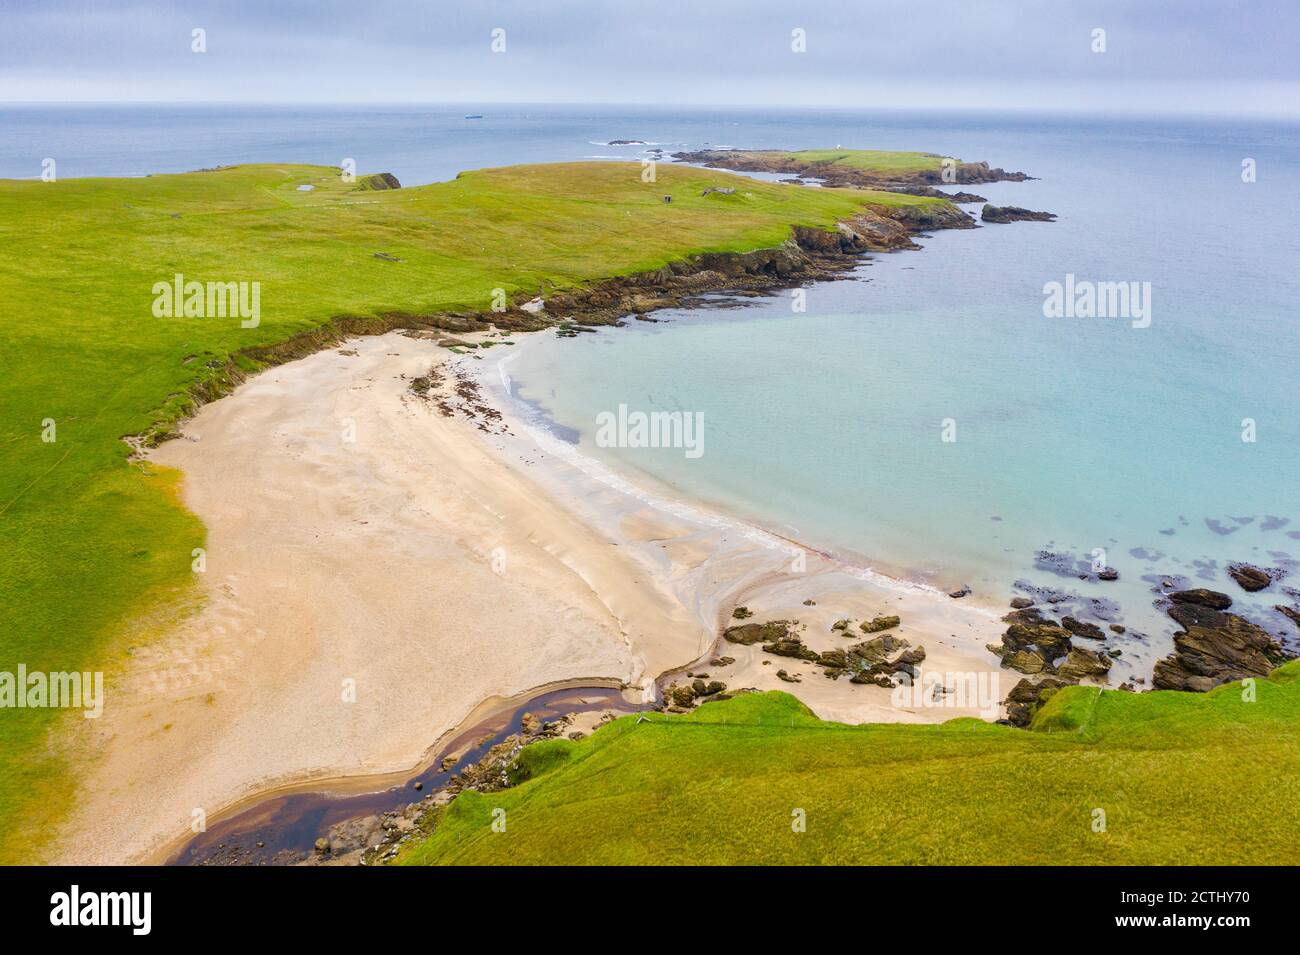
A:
0,161,946,862
401,661,1300,865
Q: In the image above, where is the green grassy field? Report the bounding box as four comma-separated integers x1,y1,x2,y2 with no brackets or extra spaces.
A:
778,148,946,173
401,661,1300,865
0,161,937,862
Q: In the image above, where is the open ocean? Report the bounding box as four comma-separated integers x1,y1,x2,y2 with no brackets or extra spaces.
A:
7,103,1298,644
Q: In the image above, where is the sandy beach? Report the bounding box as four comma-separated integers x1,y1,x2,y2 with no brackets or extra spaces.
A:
51,329,1009,865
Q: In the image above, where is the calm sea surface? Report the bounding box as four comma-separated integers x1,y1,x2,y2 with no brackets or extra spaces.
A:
7,103,1298,643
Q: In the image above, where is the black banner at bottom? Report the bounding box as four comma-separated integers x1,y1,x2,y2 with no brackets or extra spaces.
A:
0,865,1278,939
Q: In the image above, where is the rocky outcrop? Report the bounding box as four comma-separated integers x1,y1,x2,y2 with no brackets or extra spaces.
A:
1152,589,1293,692
665,677,728,709
842,636,925,686
723,620,792,644
353,172,401,191
987,606,1117,688
883,185,987,203
860,615,901,634
721,618,923,689
1228,563,1274,592
980,205,1056,223
988,609,1074,674
1056,647,1113,682
1170,588,1233,610
762,636,821,662
1003,677,1070,728
1061,616,1105,640
881,202,977,232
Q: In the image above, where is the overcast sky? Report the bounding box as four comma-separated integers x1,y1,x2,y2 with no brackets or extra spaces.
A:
3,0,1296,116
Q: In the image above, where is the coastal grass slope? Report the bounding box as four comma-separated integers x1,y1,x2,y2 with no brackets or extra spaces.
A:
0,161,942,862
759,148,945,173
401,662,1300,865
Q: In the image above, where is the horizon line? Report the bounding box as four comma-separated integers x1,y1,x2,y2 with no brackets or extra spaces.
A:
3,100,1299,123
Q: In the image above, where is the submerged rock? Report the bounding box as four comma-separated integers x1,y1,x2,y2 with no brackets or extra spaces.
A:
1228,563,1273,592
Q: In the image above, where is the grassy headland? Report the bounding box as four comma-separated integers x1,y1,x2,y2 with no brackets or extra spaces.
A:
0,160,943,862
671,147,1030,191
759,148,946,174
401,661,1300,865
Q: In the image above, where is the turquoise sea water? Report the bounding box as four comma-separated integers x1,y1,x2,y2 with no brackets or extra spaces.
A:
7,104,1297,646
498,112,1300,644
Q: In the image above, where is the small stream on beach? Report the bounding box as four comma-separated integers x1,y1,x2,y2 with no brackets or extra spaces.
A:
168,686,644,865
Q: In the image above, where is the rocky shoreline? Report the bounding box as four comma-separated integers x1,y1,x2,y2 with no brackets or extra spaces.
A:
138,187,987,451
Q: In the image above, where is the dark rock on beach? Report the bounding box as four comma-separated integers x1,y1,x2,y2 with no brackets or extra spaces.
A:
723,620,791,644
762,636,822,662
860,615,901,634
980,204,1056,223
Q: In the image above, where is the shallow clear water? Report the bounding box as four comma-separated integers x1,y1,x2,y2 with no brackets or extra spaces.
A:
9,104,1298,643
499,113,1300,641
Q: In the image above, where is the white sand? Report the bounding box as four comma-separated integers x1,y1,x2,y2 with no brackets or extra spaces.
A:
51,330,1010,865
